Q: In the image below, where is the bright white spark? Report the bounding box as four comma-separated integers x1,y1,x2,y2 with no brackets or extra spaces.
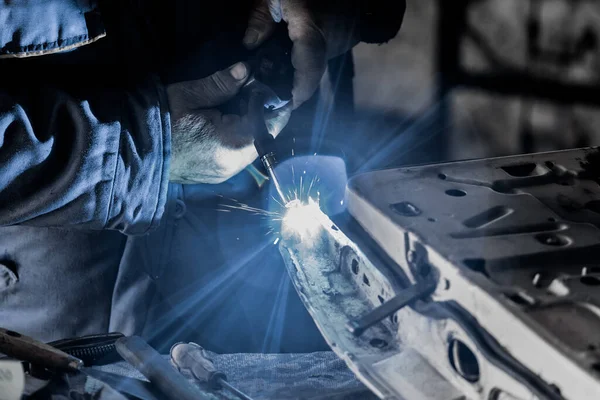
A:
273,237,280,245
282,198,323,242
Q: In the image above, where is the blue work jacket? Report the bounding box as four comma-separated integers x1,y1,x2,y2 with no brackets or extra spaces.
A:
0,0,173,341
0,0,404,351
0,0,323,351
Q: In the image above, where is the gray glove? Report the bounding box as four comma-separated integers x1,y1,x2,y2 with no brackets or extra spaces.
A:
167,62,292,184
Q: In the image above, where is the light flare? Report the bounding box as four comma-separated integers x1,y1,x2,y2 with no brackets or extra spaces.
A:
282,198,324,242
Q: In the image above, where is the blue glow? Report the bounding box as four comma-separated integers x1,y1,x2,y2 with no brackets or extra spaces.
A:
268,155,348,217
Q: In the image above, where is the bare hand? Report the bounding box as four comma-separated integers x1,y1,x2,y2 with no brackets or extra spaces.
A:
243,0,360,109
167,62,292,184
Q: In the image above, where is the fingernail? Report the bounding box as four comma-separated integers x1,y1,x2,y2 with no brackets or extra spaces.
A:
243,29,259,47
230,62,248,80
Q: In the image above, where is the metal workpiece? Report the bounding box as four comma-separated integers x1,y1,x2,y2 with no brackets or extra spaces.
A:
278,202,461,400
279,148,600,399
340,147,600,399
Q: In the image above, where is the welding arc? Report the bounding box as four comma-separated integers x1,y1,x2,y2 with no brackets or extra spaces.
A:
347,281,436,337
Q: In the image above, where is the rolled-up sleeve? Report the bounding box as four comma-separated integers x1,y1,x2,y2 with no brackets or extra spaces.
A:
0,75,171,235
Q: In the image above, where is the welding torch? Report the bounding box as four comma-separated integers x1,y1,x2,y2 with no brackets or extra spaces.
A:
237,22,294,205
244,78,289,205
254,123,288,205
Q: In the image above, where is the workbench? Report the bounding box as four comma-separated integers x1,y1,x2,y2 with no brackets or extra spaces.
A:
27,351,378,400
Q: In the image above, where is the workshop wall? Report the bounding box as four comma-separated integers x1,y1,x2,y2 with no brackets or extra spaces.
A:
352,0,600,161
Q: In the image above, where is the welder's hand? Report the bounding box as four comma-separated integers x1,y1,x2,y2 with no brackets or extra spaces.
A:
243,0,360,109
167,62,292,184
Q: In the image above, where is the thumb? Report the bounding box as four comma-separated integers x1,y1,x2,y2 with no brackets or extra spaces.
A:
186,62,250,109
243,0,278,49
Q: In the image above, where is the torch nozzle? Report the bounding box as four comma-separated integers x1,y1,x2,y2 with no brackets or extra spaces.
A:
260,152,288,205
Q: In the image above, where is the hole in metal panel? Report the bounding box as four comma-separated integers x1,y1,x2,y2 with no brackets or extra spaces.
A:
463,259,490,279
390,201,421,217
586,200,600,215
438,173,447,180
545,161,555,169
446,189,467,197
581,276,600,286
535,233,570,247
583,266,600,275
501,163,538,177
490,182,518,194
331,225,339,231
505,292,535,306
463,206,513,228
377,295,384,304
428,217,437,222
5,330,20,337
448,339,480,383
370,338,388,348
351,259,359,275
363,274,370,286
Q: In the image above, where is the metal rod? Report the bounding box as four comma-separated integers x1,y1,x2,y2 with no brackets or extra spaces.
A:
116,336,211,400
219,378,254,400
266,165,287,204
260,153,288,204
346,281,436,337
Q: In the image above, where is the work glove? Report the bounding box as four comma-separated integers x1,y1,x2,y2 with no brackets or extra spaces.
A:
167,62,292,184
243,0,361,109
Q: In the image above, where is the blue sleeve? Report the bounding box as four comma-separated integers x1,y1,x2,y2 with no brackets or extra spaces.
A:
0,75,171,235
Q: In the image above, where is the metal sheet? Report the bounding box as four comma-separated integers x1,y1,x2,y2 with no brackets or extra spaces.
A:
344,147,600,399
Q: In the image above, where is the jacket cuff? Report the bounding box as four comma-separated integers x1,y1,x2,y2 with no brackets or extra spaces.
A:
106,75,171,235
145,76,171,233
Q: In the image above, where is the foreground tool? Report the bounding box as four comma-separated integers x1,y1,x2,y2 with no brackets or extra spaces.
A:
115,336,210,400
0,328,83,371
171,342,254,400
